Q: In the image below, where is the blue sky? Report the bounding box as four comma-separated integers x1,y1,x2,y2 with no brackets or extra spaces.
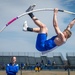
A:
0,0,75,58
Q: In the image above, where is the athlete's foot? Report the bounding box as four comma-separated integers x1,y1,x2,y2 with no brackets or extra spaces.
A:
23,21,28,31
26,4,36,12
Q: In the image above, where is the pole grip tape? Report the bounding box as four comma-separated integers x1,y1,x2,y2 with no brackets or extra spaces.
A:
58,9,64,12
6,17,18,26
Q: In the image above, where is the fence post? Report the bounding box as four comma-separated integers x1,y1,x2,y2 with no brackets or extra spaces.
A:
68,68,70,75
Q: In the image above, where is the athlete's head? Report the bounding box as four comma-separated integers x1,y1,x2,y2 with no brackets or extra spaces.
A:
63,29,72,39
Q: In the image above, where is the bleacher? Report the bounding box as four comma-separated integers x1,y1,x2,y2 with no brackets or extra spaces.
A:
0,52,75,70
66,53,75,70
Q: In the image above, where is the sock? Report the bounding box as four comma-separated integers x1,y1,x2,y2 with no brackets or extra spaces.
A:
28,13,34,18
27,27,33,31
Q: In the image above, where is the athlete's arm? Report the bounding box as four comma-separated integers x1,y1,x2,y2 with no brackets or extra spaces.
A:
53,8,66,41
53,8,62,35
66,18,75,30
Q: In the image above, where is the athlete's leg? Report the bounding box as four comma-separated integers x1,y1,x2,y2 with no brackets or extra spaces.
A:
32,16,48,34
24,17,48,34
23,4,40,33
24,4,48,34
23,21,40,33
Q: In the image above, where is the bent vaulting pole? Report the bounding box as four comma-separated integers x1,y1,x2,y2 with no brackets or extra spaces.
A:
0,8,75,32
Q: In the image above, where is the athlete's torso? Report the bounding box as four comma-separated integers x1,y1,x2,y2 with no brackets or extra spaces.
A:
54,34,66,46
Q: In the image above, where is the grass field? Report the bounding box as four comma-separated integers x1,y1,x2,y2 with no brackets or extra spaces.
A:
0,70,75,75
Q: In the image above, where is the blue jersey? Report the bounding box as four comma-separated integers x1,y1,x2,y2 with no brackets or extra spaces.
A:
6,63,19,75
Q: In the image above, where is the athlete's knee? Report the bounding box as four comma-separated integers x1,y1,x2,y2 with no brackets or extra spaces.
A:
41,25,48,32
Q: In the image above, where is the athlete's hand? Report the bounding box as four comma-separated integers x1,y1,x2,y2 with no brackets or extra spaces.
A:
54,8,58,14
